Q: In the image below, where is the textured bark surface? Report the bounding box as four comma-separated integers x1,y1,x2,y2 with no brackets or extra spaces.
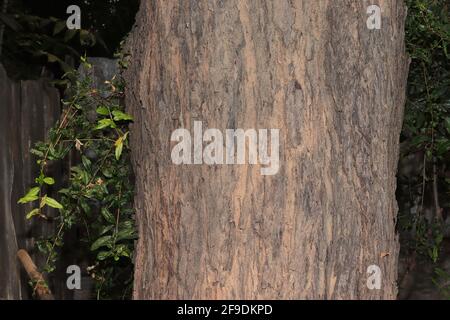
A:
125,0,409,299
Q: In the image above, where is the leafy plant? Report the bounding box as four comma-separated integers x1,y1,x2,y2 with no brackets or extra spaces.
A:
398,0,450,297
433,267,450,298
0,8,97,79
18,54,136,299
0,0,139,80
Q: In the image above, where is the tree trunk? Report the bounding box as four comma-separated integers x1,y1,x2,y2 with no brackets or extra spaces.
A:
124,0,409,299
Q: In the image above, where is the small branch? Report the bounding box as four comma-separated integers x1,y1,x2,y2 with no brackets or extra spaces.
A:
412,154,427,239
114,186,122,237
432,158,443,222
45,222,65,267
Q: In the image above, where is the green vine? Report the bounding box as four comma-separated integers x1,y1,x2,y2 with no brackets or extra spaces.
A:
18,54,135,299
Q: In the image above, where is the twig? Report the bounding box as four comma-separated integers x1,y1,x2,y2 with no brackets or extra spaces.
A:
432,158,443,222
45,222,65,268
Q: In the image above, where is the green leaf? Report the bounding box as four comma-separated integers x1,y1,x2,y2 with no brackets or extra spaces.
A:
80,29,96,46
116,228,137,241
26,209,40,220
43,177,55,185
80,199,91,215
39,196,46,209
436,139,450,156
63,29,78,42
0,13,23,32
44,196,63,209
97,251,112,261
411,135,429,148
30,148,45,157
115,244,130,258
18,187,40,204
57,60,74,74
81,155,91,169
91,235,112,251
53,20,66,35
99,225,114,236
35,172,45,185
115,136,124,160
445,117,450,134
96,106,110,116
101,208,115,224
58,188,71,195
46,53,60,63
102,168,113,178
112,110,133,122
95,119,115,130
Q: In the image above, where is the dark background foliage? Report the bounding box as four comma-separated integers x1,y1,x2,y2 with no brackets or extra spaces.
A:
0,0,139,79
398,0,450,298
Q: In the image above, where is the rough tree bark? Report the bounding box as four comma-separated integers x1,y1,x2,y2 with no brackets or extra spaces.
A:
124,0,409,299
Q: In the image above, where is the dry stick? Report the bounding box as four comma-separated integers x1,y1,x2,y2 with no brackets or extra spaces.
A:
17,249,54,300
422,64,442,223
400,155,427,297
432,158,443,222
412,154,427,239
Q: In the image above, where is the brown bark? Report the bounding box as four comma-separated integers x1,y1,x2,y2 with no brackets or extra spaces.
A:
125,0,409,299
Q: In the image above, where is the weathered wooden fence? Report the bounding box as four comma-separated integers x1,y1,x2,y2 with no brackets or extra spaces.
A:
0,64,61,299
0,58,118,300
